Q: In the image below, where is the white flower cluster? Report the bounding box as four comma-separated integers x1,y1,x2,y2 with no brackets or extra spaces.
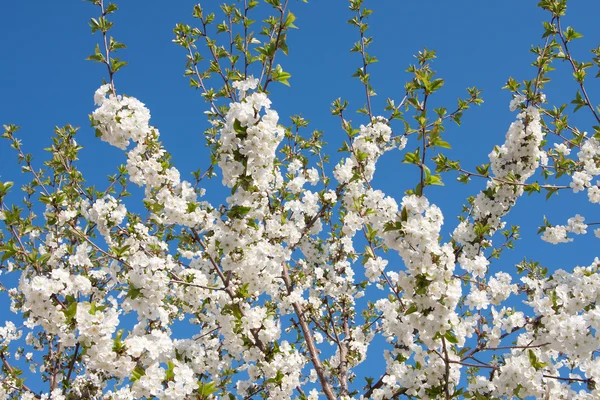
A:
9,74,600,399
326,114,471,396
85,195,126,238
509,94,526,112
286,158,319,194
232,75,259,97
492,258,600,398
369,195,465,397
0,321,20,348
20,268,92,346
76,301,120,346
487,271,518,304
93,85,215,230
444,101,599,398
239,341,304,398
454,104,544,261
541,214,588,244
92,84,152,149
218,77,284,192
570,137,600,197
334,117,394,184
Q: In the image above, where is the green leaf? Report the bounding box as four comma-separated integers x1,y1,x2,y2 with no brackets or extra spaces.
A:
128,286,142,300
475,163,490,176
266,370,285,385
112,329,125,353
284,11,297,29
0,181,14,198
110,58,128,73
405,304,418,315
130,365,146,382
527,349,547,370
541,21,556,38
165,360,175,381
524,182,541,195
457,173,470,184
198,381,218,397
563,26,583,42
444,330,458,344
63,301,78,322
109,37,126,51
89,17,101,33
233,119,247,136
227,205,251,219
272,64,291,86
105,3,118,14
402,148,420,164
427,78,444,94
1,243,17,262
571,90,586,112
430,137,451,149
426,173,444,186
86,44,105,63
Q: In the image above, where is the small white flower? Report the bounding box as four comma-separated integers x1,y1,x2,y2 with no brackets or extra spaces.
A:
93,84,111,106
567,214,587,235
509,94,526,111
541,225,572,244
553,142,571,155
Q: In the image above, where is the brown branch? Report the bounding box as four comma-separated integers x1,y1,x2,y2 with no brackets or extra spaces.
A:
261,0,289,92
281,263,336,400
0,352,41,399
364,374,408,399
556,17,600,124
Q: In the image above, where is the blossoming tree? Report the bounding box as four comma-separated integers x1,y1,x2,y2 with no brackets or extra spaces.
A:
1,0,600,398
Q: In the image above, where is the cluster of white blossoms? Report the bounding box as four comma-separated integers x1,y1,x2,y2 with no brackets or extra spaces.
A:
92,84,152,149
333,117,397,185
370,195,463,398
286,158,319,194
545,131,600,241
450,103,544,326
441,98,600,398
0,321,20,348
84,194,126,238
454,103,545,255
19,266,92,348
509,93,527,112
480,257,600,399
7,85,222,400
4,70,600,400
93,84,216,230
541,214,589,244
570,137,600,196
561,134,600,239
330,116,468,397
218,76,285,192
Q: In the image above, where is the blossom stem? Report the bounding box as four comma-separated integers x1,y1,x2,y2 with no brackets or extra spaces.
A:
556,17,600,124
457,168,569,190
0,352,41,398
261,0,289,92
442,337,451,399
282,264,336,400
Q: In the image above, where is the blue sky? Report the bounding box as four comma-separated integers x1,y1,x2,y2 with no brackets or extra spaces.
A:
1,0,600,396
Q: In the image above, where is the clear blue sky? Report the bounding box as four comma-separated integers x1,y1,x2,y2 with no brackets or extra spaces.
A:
1,0,600,395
